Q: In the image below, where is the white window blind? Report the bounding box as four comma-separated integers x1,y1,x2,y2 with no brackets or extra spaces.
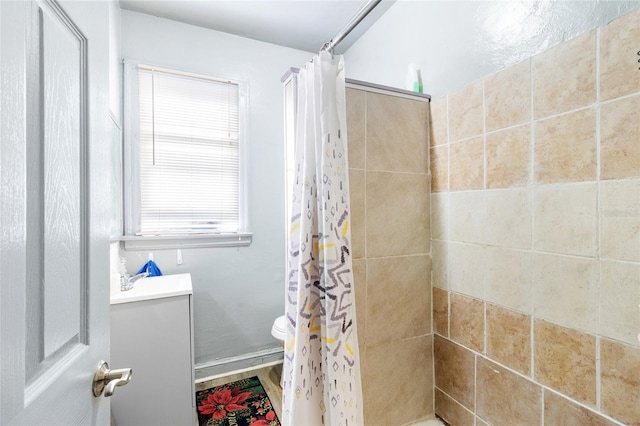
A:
136,66,240,235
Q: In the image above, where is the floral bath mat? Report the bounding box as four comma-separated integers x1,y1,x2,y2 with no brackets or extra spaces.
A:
196,376,280,426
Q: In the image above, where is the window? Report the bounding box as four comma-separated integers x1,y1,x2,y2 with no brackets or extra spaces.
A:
123,63,250,248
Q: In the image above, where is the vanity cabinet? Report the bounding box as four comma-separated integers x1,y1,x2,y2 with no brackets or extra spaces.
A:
110,273,195,426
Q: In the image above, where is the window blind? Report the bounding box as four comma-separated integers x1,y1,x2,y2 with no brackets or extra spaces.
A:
137,66,240,235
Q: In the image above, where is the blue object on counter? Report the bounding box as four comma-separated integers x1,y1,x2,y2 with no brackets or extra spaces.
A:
136,260,163,277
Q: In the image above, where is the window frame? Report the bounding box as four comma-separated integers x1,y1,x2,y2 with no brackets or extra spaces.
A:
121,60,251,249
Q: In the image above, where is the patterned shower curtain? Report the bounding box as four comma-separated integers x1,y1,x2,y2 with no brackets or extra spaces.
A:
282,51,363,426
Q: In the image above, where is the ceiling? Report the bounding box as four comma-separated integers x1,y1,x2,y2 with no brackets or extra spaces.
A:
118,0,396,53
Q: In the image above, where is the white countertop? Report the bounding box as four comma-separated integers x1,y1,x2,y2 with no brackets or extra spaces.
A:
110,273,192,305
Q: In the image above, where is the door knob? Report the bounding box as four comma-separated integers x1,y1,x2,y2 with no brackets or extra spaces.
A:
92,360,133,397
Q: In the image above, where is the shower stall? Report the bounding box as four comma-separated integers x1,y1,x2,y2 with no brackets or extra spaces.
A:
283,70,435,425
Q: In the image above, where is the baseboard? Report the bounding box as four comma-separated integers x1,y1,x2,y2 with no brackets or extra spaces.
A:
194,347,284,380
195,359,284,384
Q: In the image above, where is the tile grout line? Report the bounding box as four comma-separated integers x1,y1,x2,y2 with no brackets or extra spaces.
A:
445,94,451,195
444,90,451,352
446,286,451,338
443,239,607,264
595,27,602,412
596,335,602,411
364,90,368,355
445,92,451,305
540,381,545,426
474,350,478,422
531,313,536,401
482,78,488,303
483,300,487,358
528,56,537,391
482,78,487,192
364,90,367,263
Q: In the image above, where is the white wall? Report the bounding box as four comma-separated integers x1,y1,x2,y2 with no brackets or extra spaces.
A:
345,0,640,98
108,0,121,123
119,10,311,371
108,0,123,238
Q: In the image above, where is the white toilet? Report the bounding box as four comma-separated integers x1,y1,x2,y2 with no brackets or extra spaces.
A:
271,315,286,342
271,315,286,387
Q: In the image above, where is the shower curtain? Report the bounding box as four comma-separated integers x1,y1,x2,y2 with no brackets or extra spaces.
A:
282,51,363,426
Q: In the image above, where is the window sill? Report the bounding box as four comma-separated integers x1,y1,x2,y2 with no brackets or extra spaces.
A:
121,233,253,250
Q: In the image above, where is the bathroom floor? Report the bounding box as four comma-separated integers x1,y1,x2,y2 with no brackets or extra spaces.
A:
195,362,446,426
408,419,446,426
195,362,284,421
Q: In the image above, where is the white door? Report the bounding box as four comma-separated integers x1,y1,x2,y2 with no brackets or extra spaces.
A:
0,1,112,424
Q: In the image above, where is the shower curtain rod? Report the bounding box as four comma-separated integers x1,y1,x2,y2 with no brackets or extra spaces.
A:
320,0,382,52
281,67,431,101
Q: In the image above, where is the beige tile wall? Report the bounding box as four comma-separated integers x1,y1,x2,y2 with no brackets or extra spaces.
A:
346,87,432,426
431,7,640,425
485,303,531,376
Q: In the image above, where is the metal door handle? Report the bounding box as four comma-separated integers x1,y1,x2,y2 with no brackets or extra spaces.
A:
93,360,133,397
